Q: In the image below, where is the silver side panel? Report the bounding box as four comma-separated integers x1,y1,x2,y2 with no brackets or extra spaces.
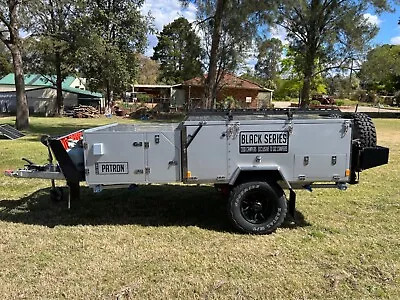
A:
226,119,352,184
83,124,181,185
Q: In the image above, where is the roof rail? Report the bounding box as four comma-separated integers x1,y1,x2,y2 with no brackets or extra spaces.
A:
187,107,342,117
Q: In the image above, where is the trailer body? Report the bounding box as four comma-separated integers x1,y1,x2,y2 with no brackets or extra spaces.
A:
82,117,352,190
5,110,389,234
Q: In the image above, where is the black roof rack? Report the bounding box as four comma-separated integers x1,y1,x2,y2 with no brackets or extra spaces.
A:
186,108,343,121
188,107,341,115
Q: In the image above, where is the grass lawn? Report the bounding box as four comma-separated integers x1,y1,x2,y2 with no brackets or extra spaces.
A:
0,116,399,299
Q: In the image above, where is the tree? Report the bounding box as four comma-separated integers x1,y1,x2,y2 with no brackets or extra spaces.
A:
25,0,84,115
76,0,150,105
276,0,397,105
255,38,283,83
0,0,29,129
327,73,360,98
181,0,274,108
152,17,202,84
274,78,302,100
137,54,160,84
360,44,400,93
0,42,12,77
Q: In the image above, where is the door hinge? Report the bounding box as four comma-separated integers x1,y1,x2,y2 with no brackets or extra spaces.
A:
145,167,150,174
342,120,350,137
226,122,240,139
85,168,89,175
144,141,150,148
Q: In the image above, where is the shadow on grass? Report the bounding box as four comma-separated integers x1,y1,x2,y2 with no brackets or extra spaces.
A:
0,184,310,232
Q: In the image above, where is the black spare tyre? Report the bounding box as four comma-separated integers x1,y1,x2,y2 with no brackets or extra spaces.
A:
351,113,377,148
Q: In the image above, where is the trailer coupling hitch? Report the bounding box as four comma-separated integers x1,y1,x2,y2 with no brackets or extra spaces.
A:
22,158,47,171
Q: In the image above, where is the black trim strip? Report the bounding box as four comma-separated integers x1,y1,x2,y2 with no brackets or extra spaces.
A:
185,123,204,148
48,139,84,182
181,125,188,183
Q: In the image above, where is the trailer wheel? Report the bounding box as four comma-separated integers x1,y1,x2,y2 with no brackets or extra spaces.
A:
228,181,287,234
351,113,377,148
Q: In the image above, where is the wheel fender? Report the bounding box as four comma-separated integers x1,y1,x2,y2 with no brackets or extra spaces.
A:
229,166,292,189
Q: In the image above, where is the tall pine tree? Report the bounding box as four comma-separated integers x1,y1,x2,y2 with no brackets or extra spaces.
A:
255,38,283,83
152,17,202,84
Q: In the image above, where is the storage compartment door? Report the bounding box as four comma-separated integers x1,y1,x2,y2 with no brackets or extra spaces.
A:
185,124,228,182
294,154,348,181
146,132,181,183
84,133,146,185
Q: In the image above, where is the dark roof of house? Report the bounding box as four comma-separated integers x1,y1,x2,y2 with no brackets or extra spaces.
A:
182,73,274,91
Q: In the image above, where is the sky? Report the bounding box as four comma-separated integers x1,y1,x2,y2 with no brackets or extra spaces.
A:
141,1,400,63
141,0,197,57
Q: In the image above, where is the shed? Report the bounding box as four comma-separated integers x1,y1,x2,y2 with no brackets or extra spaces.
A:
0,86,103,115
0,74,103,114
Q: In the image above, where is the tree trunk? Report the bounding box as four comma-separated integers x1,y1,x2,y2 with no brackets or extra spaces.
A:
4,0,29,129
300,73,312,107
106,80,112,107
55,50,63,116
204,0,226,109
300,0,319,107
10,45,29,130
300,49,317,107
300,41,317,107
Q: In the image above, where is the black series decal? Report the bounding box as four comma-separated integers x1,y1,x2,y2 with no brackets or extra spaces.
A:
239,131,289,153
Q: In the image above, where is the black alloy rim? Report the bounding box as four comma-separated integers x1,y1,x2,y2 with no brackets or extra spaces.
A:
240,190,276,224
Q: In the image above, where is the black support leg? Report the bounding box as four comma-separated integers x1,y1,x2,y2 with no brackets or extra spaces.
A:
288,189,296,218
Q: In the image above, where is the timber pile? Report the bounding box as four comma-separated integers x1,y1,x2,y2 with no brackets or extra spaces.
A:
72,105,99,118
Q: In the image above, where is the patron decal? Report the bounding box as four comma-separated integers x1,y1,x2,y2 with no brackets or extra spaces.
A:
95,162,129,175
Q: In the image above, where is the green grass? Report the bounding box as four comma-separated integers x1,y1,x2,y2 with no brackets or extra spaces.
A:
0,116,399,299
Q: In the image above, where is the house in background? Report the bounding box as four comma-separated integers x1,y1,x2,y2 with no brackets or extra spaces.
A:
129,84,181,111
0,74,104,114
173,73,274,109
128,73,274,110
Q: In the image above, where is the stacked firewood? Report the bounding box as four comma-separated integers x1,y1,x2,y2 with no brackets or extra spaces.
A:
72,105,99,118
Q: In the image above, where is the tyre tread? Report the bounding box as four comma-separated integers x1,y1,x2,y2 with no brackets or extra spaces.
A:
228,181,287,234
351,113,377,148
